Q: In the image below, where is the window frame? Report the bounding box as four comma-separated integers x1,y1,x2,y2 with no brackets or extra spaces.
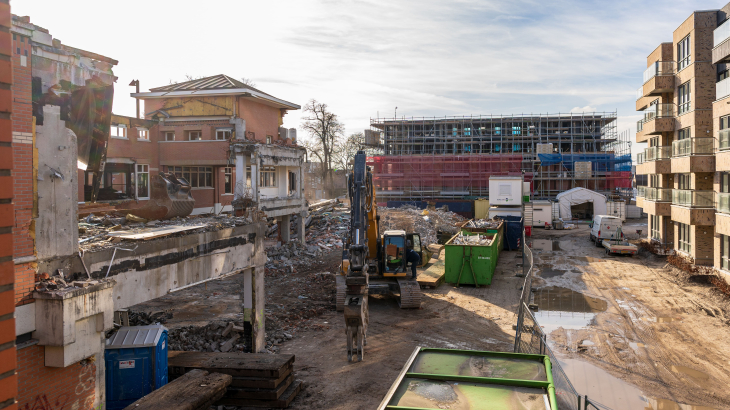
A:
722,235,730,271
650,215,660,241
188,130,203,141
721,172,730,193
165,131,175,141
138,128,149,140
136,164,150,199
224,167,233,194
168,166,213,188
677,173,691,190
677,127,690,140
678,34,691,71
678,222,691,253
260,166,277,187
216,129,232,140
678,81,691,115
111,124,127,138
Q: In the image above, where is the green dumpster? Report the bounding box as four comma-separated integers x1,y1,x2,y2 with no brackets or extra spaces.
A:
378,347,559,410
461,219,503,251
444,231,500,286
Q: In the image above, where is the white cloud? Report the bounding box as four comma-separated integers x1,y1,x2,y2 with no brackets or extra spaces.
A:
570,106,598,113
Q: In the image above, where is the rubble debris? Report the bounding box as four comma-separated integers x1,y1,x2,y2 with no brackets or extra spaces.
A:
465,219,502,229
450,232,493,246
378,205,465,246
115,172,196,220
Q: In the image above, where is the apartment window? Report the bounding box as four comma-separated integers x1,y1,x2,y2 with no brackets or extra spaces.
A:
224,167,233,194
719,68,729,82
677,173,691,190
677,127,690,140
266,135,272,144
111,124,127,138
261,166,276,187
678,81,691,114
650,215,660,241
288,171,297,192
136,164,149,199
216,129,232,140
168,166,213,188
649,174,660,188
721,172,730,193
165,131,175,141
677,34,691,70
649,137,659,147
722,235,730,271
188,131,202,141
138,128,149,140
677,222,691,253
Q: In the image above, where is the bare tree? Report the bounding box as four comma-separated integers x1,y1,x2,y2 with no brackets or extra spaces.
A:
240,77,256,87
301,99,344,198
335,132,364,174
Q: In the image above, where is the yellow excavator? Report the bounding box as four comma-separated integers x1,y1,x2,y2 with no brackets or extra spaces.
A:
336,150,427,362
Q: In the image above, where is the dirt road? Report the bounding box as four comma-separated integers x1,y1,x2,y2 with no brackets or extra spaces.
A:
529,224,730,410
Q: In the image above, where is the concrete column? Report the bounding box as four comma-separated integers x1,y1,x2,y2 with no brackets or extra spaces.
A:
281,214,291,243
250,154,258,202
297,210,306,245
235,152,247,201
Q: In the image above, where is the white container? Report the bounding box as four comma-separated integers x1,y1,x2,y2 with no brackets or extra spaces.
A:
488,206,522,219
489,176,523,205
531,200,553,226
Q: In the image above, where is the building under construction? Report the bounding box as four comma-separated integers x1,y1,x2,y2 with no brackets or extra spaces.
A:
366,113,632,205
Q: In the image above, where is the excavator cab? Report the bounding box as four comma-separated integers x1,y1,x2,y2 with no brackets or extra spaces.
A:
382,230,407,277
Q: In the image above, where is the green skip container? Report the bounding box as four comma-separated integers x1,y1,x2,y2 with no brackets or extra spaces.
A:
377,347,558,410
444,231,500,286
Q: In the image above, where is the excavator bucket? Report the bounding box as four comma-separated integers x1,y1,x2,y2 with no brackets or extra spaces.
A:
116,172,195,220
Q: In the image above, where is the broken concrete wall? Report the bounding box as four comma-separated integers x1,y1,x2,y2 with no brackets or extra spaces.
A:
35,105,78,260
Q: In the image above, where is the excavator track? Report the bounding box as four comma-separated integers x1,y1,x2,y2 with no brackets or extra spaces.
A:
335,275,346,312
397,278,422,309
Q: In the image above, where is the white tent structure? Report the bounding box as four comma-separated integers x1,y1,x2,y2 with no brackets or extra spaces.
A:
555,187,607,220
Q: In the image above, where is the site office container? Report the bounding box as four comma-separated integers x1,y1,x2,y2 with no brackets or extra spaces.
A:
489,176,524,205
377,347,559,410
444,230,500,286
105,325,169,410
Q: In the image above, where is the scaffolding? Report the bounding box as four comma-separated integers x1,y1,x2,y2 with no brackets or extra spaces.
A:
367,112,631,200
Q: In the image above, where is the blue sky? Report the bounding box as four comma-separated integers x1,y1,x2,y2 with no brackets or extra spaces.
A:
12,0,720,158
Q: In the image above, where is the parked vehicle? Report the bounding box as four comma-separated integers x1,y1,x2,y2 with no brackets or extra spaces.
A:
602,238,638,256
589,215,623,247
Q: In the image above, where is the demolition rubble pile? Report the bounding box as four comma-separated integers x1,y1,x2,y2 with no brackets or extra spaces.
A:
450,232,494,246
78,213,258,251
378,205,465,246
33,271,103,292
465,219,502,229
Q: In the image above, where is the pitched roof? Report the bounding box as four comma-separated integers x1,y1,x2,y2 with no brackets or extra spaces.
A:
150,74,270,96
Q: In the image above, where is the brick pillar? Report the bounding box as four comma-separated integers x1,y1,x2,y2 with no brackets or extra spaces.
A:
0,1,18,409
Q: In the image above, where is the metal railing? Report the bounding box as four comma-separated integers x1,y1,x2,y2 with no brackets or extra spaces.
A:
645,146,671,161
636,120,644,133
672,189,715,207
645,187,672,202
636,152,645,164
715,17,730,47
718,192,730,214
718,77,730,101
720,129,730,151
637,104,674,132
672,137,714,156
637,186,646,198
636,86,644,101
643,61,675,83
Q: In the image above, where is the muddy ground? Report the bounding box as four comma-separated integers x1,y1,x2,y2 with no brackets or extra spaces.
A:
130,217,730,410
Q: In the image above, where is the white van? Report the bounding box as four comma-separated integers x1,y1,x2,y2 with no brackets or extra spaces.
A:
589,215,623,246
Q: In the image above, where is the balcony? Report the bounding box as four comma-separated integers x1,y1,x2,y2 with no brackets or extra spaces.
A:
640,61,675,97
636,86,643,101
672,189,714,208
636,152,645,164
713,18,730,64
636,104,675,141
671,137,714,157
718,192,730,214
718,77,730,101
646,146,671,161
637,186,646,198
720,129,730,151
645,187,672,202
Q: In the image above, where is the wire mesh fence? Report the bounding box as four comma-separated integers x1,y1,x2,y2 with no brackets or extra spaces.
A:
514,230,612,410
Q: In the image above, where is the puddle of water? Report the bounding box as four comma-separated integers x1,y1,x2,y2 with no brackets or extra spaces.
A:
671,365,710,381
642,316,682,323
559,358,649,409
537,265,567,278
532,287,607,333
572,256,606,262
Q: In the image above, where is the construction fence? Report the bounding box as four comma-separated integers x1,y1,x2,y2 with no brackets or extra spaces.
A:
514,230,611,410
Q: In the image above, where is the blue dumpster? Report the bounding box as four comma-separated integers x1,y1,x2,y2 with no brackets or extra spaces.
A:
105,325,168,410
499,216,523,251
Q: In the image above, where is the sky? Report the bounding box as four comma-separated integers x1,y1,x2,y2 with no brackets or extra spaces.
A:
12,0,720,159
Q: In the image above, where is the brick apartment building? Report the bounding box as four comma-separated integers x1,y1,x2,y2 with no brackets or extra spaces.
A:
636,3,730,281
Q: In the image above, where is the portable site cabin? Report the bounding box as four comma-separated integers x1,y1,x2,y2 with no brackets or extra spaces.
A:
555,187,607,221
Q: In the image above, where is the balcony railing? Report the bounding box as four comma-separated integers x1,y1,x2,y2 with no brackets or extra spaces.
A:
643,61,675,84
715,18,730,47
637,120,644,133
645,187,672,202
672,189,714,208
637,152,646,164
637,104,674,132
718,192,730,213
718,77,730,100
636,86,644,101
672,137,714,157
645,146,671,161
720,129,730,151
637,186,646,198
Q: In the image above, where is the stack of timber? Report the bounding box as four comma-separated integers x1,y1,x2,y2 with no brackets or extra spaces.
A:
123,369,231,410
168,351,303,408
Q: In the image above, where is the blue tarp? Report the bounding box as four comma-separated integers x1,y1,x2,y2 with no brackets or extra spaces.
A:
537,153,632,172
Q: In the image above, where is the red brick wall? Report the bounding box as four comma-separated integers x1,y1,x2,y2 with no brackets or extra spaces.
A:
16,345,96,410
238,98,281,142
13,262,34,307
1,2,18,409
158,140,230,166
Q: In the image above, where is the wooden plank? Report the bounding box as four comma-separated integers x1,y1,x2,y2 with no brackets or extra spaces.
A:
123,369,231,410
229,364,293,388
168,351,295,378
107,224,207,240
224,375,293,400
417,258,445,288
216,380,303,408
